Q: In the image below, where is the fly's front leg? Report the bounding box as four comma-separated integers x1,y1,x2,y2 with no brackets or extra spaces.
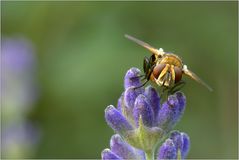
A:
158,75,171,103
133,62,156,90
130,74,146,80
168,80,186,94
159,86,169,98
133,79,150,90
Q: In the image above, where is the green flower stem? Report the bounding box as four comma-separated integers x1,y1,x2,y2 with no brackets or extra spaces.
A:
177,149,182,160
145,150,154,160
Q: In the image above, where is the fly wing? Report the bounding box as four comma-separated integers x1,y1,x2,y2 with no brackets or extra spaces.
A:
183,66,213,92
125,34,164,56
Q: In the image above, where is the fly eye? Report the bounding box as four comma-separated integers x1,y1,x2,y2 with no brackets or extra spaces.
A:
153,63,166,79
174,66,182,83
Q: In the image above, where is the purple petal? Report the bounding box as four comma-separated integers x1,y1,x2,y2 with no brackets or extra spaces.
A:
156,100,176,132
170,131,183,151
124,68,142,89
157,93,185,132
175,92,186,112
105,105,133,135
144,85,161,120
101,149,122,160
171,93,186,125
110,134,145,160
181,133,190,159
158,139,177,160
169,131,190,159
133,94,154,127
124,87,140,110
117,93,124,113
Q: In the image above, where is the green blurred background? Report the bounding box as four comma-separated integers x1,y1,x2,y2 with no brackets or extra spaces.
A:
2,1,238,159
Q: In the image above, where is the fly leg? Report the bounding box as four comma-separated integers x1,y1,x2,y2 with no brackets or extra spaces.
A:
159,86,169,99
130,74,146,80
133,79,149,90
159,73,171,101
168,80,186,95
132,64,156,90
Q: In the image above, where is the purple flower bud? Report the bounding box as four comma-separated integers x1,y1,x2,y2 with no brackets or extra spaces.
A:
144,85,161,120
157,131,190,160
171,92,186,125
157,92,186,132
105,105,133,135
180,133,190,158
124,87,139,110
117,93,124,113
124,67,142,90
133,95,154,127
157,102,177,132
170,131,183,149
158,131,190,159
175,92,186,113
158,139,177,159
101,149,123,160
110,134,145,160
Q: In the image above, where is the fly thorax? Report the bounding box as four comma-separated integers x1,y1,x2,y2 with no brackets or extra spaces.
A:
159,54,183,67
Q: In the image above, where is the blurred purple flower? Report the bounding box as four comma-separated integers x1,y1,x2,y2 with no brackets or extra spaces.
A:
1,37,36,73
1,121,41,157
1,37,39,113
1,36,40,158
102,68,190,159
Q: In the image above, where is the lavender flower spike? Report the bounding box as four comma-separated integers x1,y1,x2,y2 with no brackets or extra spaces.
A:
103,68,190,160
